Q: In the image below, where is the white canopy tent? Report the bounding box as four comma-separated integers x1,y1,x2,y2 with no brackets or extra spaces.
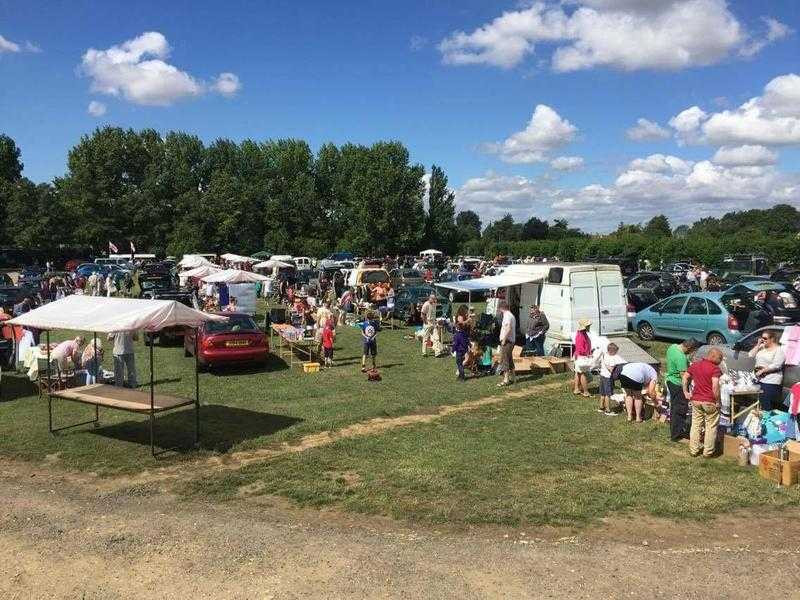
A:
220,253,258,264
253,259,293,270
178,254,215,269
419,249,443,256
9,295,226,455
200,269,269,284
8,295,225,332
178,265,221,285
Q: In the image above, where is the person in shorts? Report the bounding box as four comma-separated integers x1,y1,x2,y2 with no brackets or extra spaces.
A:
359,312,380,372
594,342,625,415
619,362,660,423
321,320,335,369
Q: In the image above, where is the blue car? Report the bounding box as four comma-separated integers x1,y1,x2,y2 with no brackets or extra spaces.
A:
631,292,751,345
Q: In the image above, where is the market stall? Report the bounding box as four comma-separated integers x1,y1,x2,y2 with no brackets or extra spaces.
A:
8,295,226,455
178,254,216,270
200,269,269,315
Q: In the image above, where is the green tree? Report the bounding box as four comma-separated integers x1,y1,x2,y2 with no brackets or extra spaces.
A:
483,214,522,243
455,210,482,244
643,214,672,237
522,216,549,240
424,165,457,254
0,134,23,183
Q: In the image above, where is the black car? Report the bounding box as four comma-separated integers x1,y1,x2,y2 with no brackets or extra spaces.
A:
394,285,451,321
0,286,29,315
624,271,680,299
722,281,800,325
771,266,800,282
141,276,194,345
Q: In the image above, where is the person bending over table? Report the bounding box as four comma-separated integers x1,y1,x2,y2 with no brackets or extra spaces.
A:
50,336,85,371
618,362,661,423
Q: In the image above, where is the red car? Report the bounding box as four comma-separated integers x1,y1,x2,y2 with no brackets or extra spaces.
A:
184,312,269,370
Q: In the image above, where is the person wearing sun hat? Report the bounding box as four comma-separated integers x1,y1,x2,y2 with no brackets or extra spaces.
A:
572,318,593,397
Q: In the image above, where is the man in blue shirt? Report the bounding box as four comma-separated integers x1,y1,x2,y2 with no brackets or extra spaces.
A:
359,312,380,372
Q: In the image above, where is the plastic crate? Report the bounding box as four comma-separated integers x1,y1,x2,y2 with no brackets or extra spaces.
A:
302,362,321,373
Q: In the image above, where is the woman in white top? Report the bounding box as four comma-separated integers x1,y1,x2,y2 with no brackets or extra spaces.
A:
748,329,785,410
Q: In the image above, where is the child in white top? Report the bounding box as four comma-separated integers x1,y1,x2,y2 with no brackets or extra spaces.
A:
593,342,626,415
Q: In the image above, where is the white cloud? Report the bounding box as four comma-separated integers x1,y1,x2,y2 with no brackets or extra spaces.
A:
455,151,800,232
626,118,670,141
0,34,20,53
212,72,241,97
739,16,793,57
410,35,428,51
482,104,577,164
0,34,40,54
87,100,107,117
670,73,800,146
438,1,787,72
550,156,584,171
712,145,777,167
80,31,240,106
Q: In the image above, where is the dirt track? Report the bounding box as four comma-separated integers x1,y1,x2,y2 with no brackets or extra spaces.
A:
3,458,800,599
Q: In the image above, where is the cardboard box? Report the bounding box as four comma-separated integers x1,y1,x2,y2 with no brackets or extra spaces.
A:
758,450,800,486
723,434,747,460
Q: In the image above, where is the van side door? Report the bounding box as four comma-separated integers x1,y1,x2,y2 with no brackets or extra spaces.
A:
597,271,627,335
570,271,599,334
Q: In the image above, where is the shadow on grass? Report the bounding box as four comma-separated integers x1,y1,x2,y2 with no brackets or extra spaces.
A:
0,373,36,403
88,405,303,453
207,356,290,376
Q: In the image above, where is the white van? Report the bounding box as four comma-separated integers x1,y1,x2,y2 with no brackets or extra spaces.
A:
437,262,627,343
293,256,313,271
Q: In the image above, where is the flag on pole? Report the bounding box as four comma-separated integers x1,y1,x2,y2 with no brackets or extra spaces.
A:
108,241,119,253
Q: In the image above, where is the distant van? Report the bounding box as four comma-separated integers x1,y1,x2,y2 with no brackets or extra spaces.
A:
437,262,627,344
293,256,313,271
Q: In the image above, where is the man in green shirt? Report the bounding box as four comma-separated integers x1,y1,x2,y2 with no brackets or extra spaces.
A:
665,338,700,441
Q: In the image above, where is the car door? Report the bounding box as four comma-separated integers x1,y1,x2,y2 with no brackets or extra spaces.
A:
651,296,687,338
679,296,709,338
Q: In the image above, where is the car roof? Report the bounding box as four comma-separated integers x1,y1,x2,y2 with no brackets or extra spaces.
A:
730,280,784,291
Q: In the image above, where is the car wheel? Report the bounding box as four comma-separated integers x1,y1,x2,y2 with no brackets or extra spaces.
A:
706,332,726,345
637,321,655,341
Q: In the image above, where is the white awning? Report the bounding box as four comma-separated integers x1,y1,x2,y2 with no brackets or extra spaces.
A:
8,295,225,333
435,273,542,292
220,253,258,263
178,255,215,269
179,265,222,279
420,249,443,255
253,259,293,270
200,269,269,283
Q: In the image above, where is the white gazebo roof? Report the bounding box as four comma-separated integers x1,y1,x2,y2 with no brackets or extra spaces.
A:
8,295,225,333
220,253,258,264
200,269,269,283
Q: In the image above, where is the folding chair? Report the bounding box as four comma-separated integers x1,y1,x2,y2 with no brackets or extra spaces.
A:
37,358,68,400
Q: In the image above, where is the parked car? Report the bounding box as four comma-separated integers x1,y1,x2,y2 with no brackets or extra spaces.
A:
694,325,800,395
626,287,659,319
389,268,425,290
436,272,482,302
771,265,800,282
184,313,269,371
393,285,451,321
631,292,753,345
0,286,29,314
721,280,800,324
624,271,680,299
141,275,194,345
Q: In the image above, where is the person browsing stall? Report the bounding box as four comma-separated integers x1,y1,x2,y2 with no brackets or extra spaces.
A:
593,342,625,415
683,348,723,458
665,338,700,441
420,294,442,357
525,305,549,356
748,330,786,410
497,300,516,387
619,362,660,423
572,319,593,397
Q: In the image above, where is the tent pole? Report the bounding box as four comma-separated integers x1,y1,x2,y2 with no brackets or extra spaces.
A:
46,329,52,433
149,337,155,456
194,327,200,447
93,332,99,426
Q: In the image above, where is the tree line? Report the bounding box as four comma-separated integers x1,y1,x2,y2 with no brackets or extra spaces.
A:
1,130,798,268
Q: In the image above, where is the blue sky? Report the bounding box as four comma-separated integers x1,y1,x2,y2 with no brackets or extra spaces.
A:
1,0,799,232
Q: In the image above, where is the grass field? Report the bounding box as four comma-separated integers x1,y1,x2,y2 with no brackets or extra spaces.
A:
2,304,798,527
